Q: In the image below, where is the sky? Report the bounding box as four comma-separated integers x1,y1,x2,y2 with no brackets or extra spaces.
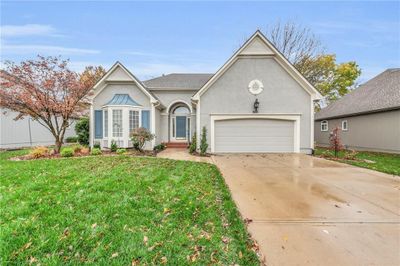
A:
1,1,399,83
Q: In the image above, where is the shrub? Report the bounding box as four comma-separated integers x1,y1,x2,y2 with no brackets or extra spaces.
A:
116,148,127,154
61,147,74,157
153,143,166,152
65,136,78,143
93,142,101,149
189,133,197,154
200,126,208,156
110,140,118,152
73,145,82,154
91,148,102,156
30,146,49,159
130,127,155,151
75,117,89,145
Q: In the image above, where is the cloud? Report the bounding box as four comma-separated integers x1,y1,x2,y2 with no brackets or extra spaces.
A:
1,44,100,55
0,24,58,37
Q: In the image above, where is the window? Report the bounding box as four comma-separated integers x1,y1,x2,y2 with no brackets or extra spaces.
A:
173,106,190,114
112,110,123,137
342,120,348,131
104,110,108,137
321,120,328,131
129,110,139,134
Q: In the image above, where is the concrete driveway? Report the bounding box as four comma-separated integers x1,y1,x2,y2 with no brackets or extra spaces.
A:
212,153,400,266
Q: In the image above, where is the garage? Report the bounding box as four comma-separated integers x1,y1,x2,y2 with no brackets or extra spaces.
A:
213,118,295,153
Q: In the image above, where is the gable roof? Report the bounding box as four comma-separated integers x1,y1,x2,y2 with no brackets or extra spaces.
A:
90,61,159,105
105,94,141,106
192,30,322,101
315,68,400,120
144,73,213,90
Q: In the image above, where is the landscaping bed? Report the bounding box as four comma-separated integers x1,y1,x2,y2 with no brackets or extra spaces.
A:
314,147,400,176
0,149,259,265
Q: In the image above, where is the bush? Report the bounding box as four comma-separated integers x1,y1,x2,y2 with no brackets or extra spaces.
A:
65,136,78,143
93,142,101,149
329,127,343,158
75,117,89,146
73,145,82,154
130,127,155,151
91,148,102,156
200,126,208,156
189,133,197,154
61,147,74,157
30,146,49,159
116,148,127,154
153,143,166,152
110,140,118,152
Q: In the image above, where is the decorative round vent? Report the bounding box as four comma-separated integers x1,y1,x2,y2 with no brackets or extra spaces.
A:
248,79,264,95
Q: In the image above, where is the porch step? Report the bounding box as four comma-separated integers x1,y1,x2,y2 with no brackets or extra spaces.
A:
165,142,188,148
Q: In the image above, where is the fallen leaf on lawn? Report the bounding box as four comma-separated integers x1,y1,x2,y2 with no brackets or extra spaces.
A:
60,228,70,240
111,252,119,258
22,242,32,250
210,250,218,263
28,256,37,264
143,236,148,246
131,258,140,265
238,251,243,258
221,236,230,244
160,256,167,264
163,208,171,214
91,223,97,229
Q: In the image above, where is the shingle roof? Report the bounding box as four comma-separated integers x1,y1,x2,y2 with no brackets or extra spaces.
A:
105,94,141,106
315,68,400,120
143,73,214,90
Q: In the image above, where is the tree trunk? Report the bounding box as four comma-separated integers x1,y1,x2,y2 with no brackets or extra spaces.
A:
54,138,62,153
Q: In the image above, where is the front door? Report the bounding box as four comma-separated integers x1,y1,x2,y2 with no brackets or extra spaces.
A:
175,116,187,139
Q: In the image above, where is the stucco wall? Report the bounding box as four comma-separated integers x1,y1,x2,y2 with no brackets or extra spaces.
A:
200,57,312,152
151,90,197,143
314,110,400,153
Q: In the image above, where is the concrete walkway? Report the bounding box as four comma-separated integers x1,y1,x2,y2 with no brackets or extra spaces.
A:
212,153,400,266
157,148,213,163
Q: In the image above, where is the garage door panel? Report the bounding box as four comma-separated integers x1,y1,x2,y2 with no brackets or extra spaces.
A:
214,119,294,153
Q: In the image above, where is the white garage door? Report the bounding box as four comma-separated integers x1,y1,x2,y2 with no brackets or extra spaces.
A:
214,119,295,153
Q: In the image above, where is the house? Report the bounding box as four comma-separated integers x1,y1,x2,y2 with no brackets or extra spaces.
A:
89,30,322,153
315,69,400,154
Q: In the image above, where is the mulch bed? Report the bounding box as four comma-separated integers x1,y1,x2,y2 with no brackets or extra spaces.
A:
9,150,156,161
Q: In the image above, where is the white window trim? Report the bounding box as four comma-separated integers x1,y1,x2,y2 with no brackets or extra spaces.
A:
321,120,328,132
210,114,301,153
342,120,348,131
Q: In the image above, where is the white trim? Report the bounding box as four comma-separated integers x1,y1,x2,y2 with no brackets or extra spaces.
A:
192,30,322,101
311,100,315,149
210,114,301,153
341,120,348,131
166,99,193,114
89,104,94,148
196,98,201,150
151,104,156,147
90,61,158,104
321,120,328,132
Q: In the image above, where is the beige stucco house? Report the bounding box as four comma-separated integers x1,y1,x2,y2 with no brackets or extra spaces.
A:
315,69,400,154
89,31,322,153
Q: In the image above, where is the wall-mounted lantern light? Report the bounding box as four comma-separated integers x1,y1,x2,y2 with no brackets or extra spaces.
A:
253,99,260,113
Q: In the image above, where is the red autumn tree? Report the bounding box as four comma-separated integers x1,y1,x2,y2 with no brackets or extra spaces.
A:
0,56,94,153
329,126,343,158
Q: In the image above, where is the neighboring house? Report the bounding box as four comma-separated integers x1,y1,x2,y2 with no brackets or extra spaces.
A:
0,109,76,149
89,30,322,153
315,69,400,154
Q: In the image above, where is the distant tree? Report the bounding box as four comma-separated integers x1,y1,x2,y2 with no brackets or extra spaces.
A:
264,21,361,106
80,65,106,89
0,56,94,153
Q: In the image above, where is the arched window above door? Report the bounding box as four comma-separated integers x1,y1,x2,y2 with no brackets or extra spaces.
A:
173,106,190,114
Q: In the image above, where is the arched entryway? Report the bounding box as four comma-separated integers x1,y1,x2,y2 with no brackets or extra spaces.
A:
168,101,191,142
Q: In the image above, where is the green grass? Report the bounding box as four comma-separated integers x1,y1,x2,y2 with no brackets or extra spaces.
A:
315,147,400,176
0,150,258,265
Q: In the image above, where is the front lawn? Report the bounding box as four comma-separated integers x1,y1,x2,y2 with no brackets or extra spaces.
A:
314,147,400,176
0,150,258,265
